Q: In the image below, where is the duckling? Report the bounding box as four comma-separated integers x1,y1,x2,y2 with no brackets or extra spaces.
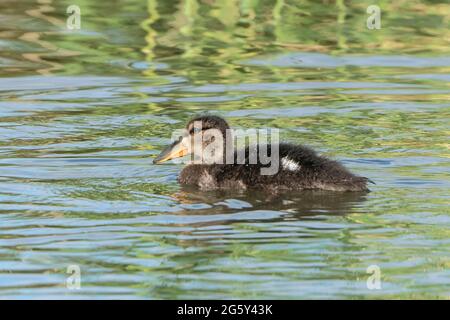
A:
153,115,372,192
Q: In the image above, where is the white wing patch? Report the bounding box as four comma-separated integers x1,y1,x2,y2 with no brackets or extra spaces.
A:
281,157,301,171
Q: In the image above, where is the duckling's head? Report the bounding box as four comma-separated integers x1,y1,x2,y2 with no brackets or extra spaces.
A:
186,115,230,138
153,115,230,164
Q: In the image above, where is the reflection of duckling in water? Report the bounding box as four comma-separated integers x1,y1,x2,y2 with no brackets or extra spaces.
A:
154,115,373,192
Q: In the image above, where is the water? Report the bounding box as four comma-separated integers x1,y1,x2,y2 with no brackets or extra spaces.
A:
0,0,449,299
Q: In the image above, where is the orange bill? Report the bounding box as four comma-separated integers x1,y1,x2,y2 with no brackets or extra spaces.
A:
153,139,189,164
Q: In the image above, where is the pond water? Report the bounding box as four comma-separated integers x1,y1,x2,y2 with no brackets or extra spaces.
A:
0,0,449,299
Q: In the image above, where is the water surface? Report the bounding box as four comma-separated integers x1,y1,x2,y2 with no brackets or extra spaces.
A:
0,0,449,299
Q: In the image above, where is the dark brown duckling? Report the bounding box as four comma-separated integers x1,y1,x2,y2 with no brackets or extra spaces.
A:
153,115,372,192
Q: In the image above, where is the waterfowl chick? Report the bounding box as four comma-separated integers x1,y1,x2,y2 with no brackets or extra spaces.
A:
153,115,371,192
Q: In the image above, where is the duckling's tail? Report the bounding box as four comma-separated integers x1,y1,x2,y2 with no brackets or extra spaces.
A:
343,176,372,192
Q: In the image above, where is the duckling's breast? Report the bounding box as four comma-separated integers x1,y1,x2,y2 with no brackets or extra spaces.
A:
179,164,248,190
179,164,220,190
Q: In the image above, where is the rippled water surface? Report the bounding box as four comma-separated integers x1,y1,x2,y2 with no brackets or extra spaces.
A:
0,0,449,299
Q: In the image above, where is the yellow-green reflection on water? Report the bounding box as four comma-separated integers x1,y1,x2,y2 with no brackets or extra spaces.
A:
0,0,449,299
